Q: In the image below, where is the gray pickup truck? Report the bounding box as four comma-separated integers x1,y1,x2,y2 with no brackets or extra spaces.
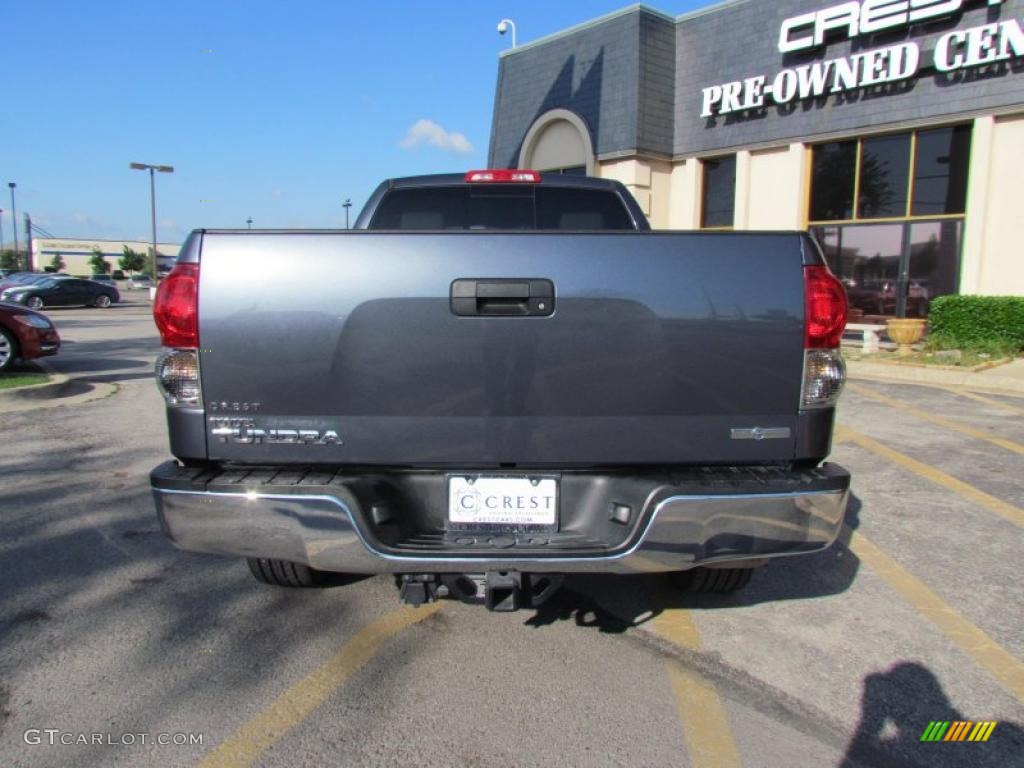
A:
150,170,850,610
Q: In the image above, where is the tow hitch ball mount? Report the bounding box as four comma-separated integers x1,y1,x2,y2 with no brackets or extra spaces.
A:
397,572,563,611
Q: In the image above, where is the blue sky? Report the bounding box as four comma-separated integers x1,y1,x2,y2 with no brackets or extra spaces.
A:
2,0,707,246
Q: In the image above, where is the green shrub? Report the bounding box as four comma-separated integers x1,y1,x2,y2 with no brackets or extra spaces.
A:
928,295,1024,353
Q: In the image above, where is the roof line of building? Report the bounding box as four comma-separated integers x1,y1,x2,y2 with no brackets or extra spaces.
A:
32,237,181,246
497,0,758,59
498,4,673,59
673,0,755,24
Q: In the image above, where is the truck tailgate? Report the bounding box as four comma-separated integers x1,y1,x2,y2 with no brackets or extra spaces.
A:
196,231,808,466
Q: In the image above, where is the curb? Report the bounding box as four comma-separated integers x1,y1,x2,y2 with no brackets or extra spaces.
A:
0,361,119,413
847,360,1024,396
0,361,71,401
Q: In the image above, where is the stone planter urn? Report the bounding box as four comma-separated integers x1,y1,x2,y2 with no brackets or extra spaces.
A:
886,318,927,355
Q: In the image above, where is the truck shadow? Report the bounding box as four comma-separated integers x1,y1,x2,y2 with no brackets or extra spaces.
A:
525,492,864,633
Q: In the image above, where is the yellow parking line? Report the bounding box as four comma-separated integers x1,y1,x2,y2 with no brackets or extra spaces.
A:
199,604,442,768
653,610,743,768
834,425,1024,529
943,387,1024,417
848,529,1024,701
846,383,1024,455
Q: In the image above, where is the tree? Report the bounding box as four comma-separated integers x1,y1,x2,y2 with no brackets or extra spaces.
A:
49,253,66,272
0,250,18,271
119,246,146,274
89,247,111,275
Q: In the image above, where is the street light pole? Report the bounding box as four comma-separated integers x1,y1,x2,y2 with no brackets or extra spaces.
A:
343,198,352,229
149,168,157,275
130,162,174,280
8,183,19,269
246,217,253,230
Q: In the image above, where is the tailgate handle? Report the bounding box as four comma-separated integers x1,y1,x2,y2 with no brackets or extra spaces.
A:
451,279,554,317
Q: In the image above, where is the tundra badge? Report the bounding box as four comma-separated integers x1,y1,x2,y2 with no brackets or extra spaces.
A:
208,417,342,445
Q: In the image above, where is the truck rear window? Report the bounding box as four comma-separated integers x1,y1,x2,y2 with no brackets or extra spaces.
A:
368,186,635,231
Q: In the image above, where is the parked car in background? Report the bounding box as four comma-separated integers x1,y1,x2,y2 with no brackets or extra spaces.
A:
0,273,75,293
0,301,60,372
126,275,153,291
90,274,116,286
0,277,119,309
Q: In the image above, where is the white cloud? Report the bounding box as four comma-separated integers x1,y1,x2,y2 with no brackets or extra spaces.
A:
399,119,473,154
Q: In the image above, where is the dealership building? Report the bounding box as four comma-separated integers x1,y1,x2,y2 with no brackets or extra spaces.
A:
489,0,1024,317
31,238,180,276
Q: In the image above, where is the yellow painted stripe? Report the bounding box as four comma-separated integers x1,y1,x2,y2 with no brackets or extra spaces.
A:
653,610,742,768
846,383,1024,455
943,387,1024,417
834,425,1024,529
199,604,442,768
980,721,998,741
848,530,1024,701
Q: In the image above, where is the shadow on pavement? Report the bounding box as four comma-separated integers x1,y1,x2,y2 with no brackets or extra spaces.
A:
840,661,1023,768
524,492,865,633
0,434,384,766
46,335,157,386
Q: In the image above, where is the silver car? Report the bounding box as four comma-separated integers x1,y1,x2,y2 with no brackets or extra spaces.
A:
126,275,154,291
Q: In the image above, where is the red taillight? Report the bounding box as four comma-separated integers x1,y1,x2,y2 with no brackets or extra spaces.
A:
154,263,199,348
804,265,847,349
464,169,541,183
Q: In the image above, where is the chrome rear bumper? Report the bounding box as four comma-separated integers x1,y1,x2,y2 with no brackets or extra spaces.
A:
151,462,849,574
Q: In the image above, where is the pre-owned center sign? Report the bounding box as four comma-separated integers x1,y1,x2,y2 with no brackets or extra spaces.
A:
701,0,1023,118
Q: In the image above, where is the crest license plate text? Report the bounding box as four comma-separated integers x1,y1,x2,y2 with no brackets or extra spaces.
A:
448,476,558,527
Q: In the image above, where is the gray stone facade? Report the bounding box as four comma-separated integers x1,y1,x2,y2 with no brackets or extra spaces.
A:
489,0,1024,165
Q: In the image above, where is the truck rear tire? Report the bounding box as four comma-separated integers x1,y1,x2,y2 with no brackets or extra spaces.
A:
670,567,754,594
246,558,324,587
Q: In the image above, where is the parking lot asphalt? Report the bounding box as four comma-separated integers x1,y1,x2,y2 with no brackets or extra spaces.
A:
1,304,1021,768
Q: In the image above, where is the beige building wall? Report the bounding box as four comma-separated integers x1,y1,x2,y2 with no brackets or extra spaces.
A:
667,159,701,229
962,113,1024,296
32,238,180,275
744,144,807,230
598,158,654,223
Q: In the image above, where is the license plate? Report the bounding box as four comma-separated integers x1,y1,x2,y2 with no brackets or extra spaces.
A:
448,476,558,529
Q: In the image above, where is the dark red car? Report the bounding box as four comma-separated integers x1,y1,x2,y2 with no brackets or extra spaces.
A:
0,302,61,373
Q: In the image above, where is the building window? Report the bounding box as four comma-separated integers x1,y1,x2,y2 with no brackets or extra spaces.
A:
545,166,587,176
911,125,972,216
859,134,911,219
700,155,736,228
810,141,856,222
809,124,972,319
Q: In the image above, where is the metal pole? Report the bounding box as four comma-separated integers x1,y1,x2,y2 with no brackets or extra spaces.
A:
149,168,158,277
8,184,19,269
24,214,32,271
246,217,253,229
0,208,4,253
343,199,352,229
